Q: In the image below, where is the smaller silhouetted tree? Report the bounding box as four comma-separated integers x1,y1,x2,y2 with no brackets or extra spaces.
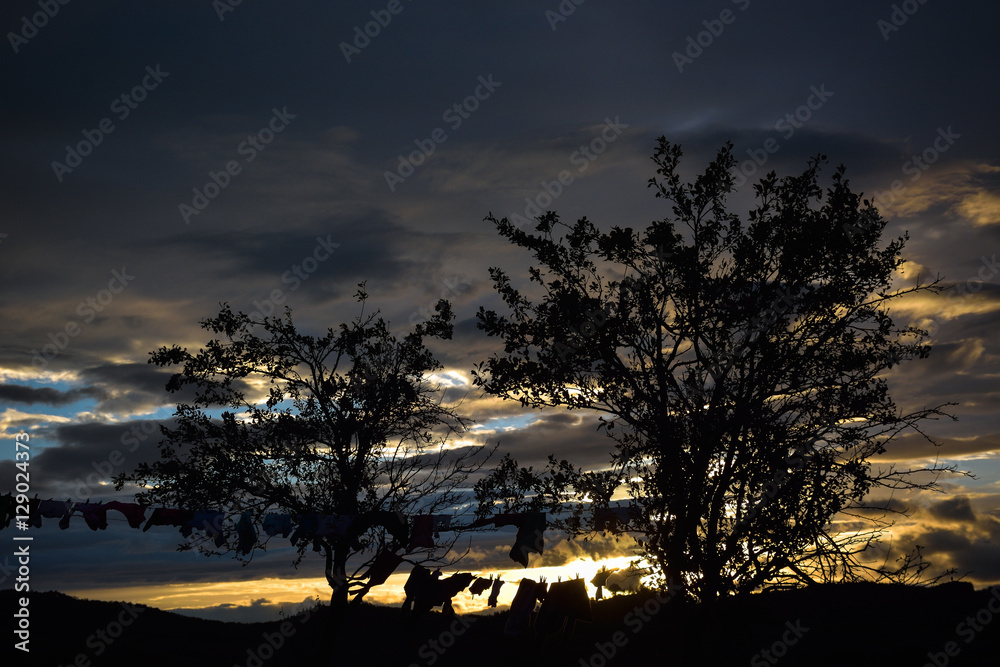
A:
116,285,491,624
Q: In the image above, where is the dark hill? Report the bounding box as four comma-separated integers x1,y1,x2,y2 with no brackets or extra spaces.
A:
3,582,999,666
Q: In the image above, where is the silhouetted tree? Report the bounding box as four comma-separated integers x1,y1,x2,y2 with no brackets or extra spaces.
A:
473,138,963,601
115,285,491,622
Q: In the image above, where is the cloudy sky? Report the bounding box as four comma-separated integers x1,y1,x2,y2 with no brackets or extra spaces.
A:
2,0,999,623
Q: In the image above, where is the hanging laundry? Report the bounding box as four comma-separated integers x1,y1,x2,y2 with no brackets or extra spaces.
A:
27,497,42,528
435,572,475,615
290,514,320,545
235,511,256,555
487,578,504,608
401,564,433,615
104,501,146,529
590,567,618,600
39,499,73,529
143,507,195,532
454,512,547,567
0,493,14,528
409,571,474,616
468,577,491,597
262,513,293,538
349,510,409,550
365,551,404,586
505,578,538,637
73,502,108,530
606,565,645,593
536,578,592,639
408,515,434,549
412,569,443,616
38,499,74,530
315,515,352,539
590,567,617,588
509,512,546,567
39,499,72,519
181,510,227,547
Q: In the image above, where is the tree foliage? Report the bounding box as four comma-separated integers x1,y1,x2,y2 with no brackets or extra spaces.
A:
473,138,962,601
116,286,490,613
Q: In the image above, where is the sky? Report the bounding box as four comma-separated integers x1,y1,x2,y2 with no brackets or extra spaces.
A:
2,0,1000,624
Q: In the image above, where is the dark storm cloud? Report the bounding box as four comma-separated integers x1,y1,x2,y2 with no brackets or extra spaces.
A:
79,363,175,397
477,411,616,473
9,519,328,591
146,212,471,304
879,432,1000,463
928,496,978,524
897,522,1000,584
0,418,168,498
76,362,208,415
0,384,106,405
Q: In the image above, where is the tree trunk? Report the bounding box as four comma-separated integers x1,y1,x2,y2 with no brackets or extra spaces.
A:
325,543,350,631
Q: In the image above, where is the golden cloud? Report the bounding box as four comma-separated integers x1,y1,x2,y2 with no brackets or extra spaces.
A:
881,161,1000,226
533,531,640,568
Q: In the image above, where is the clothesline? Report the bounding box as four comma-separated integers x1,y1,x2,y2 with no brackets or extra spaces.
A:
0,493,641,570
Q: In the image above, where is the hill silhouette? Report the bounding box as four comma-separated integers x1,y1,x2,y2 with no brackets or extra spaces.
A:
4,582,999,666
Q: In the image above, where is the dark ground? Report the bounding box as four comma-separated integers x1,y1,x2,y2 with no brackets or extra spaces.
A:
3,581,999,666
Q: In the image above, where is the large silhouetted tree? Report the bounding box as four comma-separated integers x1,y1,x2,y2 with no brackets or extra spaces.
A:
115,286,490,622
473,138,962,602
